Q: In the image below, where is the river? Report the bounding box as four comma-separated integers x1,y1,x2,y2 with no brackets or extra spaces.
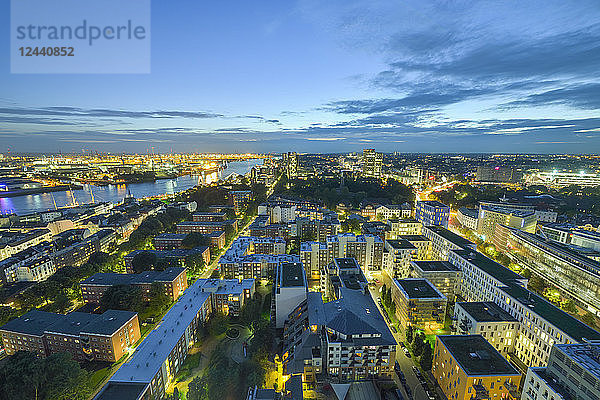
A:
0,159,263,216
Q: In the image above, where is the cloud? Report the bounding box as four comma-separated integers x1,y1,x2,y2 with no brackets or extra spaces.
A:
0,106,223,119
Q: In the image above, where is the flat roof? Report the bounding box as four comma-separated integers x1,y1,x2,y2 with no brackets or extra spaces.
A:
412,260,458,272
437,335,519,376
500,283,600,342
386,239,417,250
45,312,99,336
278,262,306,287
457,302,517,323
109,280,211,384
395,278,445,299
418,200,449,209
399,234,429,242
94,382,147,400
334,257,360,269
424,226,475,248
451,249,524,285
555,343,600,380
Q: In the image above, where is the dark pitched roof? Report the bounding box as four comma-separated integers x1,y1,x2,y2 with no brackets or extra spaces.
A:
0,310,63,336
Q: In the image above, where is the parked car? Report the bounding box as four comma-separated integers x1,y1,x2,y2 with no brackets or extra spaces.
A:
404,348,411,358
391,325,397,333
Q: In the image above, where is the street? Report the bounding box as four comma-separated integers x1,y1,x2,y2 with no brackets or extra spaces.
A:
368,281,433,400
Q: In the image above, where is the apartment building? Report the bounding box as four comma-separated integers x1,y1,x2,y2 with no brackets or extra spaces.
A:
0,309,140,362
153,233,188,250
386,218,422,239
479,201,557,224
383,239,417,278
320,257,368,300
449,249,600,368
275,262,308,328
433,335,521,400
454,302,518,357
219,236,294,279
300,241,328,280
362,148,383,178
124,247,210,273
521,342,600,400
399,234,431,260
80,267,188,303
192,212,227,222
456,207,478,230
392,278,447,329
230,190,253,214
415,201,450,228
300,233,384,279
176,219,238,235
95,279,213,400
422,225,476,260
0,229,52,261
197,278,255,317
282,288,396,383
410,260,459,301
507,228,600,317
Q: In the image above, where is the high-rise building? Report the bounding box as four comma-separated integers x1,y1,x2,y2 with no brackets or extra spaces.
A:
362,149,383,178
285,152,299,179
392,278,447,329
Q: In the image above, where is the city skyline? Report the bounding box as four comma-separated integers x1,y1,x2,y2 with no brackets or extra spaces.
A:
1,0,599,153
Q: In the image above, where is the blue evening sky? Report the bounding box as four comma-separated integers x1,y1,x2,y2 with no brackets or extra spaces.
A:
1,0,599,153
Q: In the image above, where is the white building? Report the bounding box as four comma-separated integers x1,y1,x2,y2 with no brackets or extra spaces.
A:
449,249,600,367
275,262,307,328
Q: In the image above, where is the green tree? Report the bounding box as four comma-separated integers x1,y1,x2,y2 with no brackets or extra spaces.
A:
413,333,426,357
181,232,210,249
582,312,597,329
131,251,158,273
99,285,144,313
146,282,172,317
406,325,414,344
207,312,229,336
562,299,577,314
420,344,433,371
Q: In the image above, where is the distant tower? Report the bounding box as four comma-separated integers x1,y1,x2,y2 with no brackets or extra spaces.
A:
362,149,383,178
284,152,299,179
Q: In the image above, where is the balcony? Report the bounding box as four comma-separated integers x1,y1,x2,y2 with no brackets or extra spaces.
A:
504,380,520,399
471,384,490,400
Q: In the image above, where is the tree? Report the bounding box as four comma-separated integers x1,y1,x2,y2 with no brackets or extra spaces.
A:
381,285,388,307
528,275,546,293
224,224,236,242
207,312,229,336
562,299,577,314
131,251,158,273
0,351,90,400
181,232,210,249
185,253,205,276
99,285,144,313
413,333,426,357
146,282,172,317
406,325,414,344
420,344,433,371
582,312,597,329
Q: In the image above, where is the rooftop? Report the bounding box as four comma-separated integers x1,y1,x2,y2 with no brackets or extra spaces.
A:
386,239,417,250
418,200,449,209
451,249,524,286
278,262,306,288
81,268,186,286
500,283,600,342
0,309,63,336
395,278,445,299
457,302,517,323
109,279,211,384
458,207,478,218
437,335,519,376
94,382,147,400
424,226,475,249
333,257,360,270
399,234,429,242
412,260,458,272
555,343,600,379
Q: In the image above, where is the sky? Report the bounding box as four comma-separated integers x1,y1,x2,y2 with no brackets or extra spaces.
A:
1,0,599,154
